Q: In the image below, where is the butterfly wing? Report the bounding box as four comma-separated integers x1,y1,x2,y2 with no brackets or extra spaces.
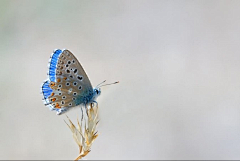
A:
42,49,94,115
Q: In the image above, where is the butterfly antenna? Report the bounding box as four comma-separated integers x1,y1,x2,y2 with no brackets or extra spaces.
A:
99,81,119,87
96,80,107,88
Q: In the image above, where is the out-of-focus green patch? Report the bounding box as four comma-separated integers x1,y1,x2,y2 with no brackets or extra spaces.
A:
0,0,10,22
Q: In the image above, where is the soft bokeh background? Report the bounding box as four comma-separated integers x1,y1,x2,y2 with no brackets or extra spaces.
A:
1,0,240,159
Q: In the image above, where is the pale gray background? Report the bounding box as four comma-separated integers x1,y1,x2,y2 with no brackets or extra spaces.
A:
1,0,240,160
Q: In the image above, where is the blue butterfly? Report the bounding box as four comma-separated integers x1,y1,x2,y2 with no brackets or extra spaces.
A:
41,49,117,115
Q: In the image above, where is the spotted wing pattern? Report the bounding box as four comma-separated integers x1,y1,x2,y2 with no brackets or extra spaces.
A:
42,49,94,115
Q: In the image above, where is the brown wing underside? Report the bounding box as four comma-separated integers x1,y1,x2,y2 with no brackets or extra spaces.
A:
47,49,93,109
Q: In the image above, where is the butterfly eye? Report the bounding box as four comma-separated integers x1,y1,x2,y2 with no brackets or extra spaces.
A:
59,92,62,96
73,92,77,96
68,103,72,106
58,84,62,88
62,96,66,99
66,82,70,86
73,82,77,86
78,86,82,90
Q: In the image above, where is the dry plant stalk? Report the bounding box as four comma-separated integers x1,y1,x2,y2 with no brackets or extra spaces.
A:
65,103,99,160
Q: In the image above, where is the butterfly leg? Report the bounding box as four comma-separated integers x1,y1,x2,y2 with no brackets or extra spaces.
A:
85,104,89,118
80,105,84,121
92,101,98,108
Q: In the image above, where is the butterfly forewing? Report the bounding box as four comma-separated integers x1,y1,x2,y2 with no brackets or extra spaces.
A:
42,49,94,113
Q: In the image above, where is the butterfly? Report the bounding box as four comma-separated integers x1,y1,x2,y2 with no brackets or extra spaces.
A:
41,49,118,115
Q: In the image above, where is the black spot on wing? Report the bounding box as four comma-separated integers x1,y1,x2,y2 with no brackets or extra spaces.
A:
77,76,83,81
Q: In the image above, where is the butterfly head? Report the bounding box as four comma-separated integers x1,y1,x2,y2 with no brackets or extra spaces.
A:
92,87,101,101
94,87,101,96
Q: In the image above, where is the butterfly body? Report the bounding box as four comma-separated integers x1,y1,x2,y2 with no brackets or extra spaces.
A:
41,49,101,115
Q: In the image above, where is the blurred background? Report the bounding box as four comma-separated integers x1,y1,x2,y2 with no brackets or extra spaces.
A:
1,0,240,159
